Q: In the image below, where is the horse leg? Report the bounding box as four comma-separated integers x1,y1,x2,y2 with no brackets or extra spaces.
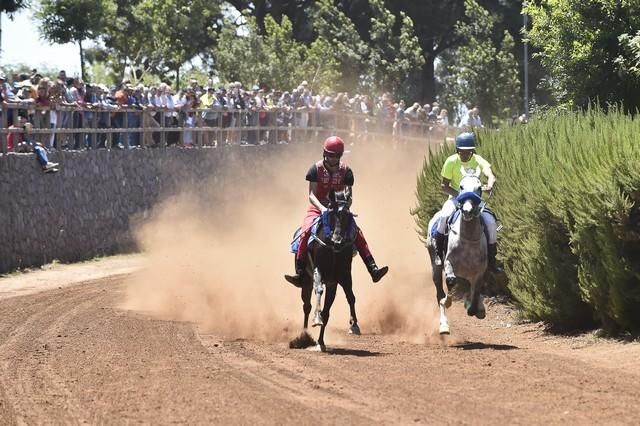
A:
443,259,455,308
317,283,338,352
465,277,485,318
466,277,486,319
341,277,360,335
432,264,450,335
312,268,324,327
301,283,312,329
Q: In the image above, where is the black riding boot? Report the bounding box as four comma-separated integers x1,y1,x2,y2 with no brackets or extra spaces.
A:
434,231,446,266
364,255,389,283
284,259,305,288
487,243,503,273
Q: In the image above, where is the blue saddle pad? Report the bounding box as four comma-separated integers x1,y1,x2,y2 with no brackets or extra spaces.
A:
290,220,321,253
430,214,457,238
290,214,357,253
431,210,496,243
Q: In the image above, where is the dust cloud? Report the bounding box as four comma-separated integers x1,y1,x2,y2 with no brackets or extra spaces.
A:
123,138,444,344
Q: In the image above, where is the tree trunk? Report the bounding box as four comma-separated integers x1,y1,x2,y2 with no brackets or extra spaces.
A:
421,54,436,102
271,0,283,23
254,0,267,34
175,68,180,91
79,40,86,81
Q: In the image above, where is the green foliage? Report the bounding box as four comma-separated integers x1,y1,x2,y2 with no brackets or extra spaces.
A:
524,0,640,111
437,0,521,125
310,0,424,98
134,0,221,79
616,31,640,78
362,0,425,98
37,0,113,44
311,0,369,91
80,0,220,86
1,0,29,14
414,109,640,333
36,0,116,79
213,13,340,92
95,0,151,84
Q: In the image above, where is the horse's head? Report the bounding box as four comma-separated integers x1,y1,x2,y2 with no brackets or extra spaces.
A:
457,174,483,221
327,188,354,249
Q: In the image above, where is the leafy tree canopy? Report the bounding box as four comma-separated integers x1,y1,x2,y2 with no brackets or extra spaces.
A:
1,0,28,14
437,0,521,124
36,0,116,80
525,0,640,110
213,13,340,93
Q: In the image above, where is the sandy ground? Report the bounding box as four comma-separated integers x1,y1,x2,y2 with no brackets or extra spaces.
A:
1,140,639,424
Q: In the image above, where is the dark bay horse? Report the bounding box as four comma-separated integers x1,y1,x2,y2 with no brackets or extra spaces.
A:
426,174,488,335
290,189,359,352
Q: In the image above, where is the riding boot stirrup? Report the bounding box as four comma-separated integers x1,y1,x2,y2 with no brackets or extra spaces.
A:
487,243,503,274
284,259,305,288
364,256,388,283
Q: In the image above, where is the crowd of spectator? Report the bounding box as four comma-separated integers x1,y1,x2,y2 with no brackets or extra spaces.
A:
1,68,486,152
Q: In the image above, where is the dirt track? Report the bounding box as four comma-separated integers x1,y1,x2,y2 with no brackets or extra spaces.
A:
0,264,639,425
2,142,639,424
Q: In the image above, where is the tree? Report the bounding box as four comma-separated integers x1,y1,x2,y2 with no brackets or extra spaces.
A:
213,13,340,92
90,0,153,85
133,0,223,88
437,0,521,125
524,0,640,111
36,0,116,81
226,0,464,102
360,0,425,99
225,0,315,41
383,0,466,101
311,0,424,99
617,31,640,79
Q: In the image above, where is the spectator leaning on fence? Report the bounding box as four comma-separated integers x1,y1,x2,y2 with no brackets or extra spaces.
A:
7,115,59,172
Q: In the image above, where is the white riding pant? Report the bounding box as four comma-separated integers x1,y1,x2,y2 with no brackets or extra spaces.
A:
437,198,497,244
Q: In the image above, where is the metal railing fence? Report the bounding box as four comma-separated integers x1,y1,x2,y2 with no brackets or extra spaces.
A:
0,104,455,154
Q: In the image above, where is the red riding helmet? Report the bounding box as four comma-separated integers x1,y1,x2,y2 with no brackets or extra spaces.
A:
323,136,345,156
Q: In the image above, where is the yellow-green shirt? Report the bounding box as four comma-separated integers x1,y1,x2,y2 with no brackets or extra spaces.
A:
441,153,491,190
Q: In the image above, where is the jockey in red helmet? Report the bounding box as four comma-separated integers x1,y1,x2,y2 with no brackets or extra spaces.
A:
284,136,389,287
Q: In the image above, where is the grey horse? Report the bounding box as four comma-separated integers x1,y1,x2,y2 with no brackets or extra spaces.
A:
426,174,487,335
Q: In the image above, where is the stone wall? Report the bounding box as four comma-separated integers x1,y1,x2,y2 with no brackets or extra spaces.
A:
0,144,315,273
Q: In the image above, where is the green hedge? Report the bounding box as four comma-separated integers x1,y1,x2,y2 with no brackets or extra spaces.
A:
413,108,640,333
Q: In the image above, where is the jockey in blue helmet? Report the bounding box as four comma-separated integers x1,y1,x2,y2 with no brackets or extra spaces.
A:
434,132,501,273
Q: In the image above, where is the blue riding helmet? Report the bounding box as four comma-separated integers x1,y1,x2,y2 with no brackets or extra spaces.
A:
455,132,475,150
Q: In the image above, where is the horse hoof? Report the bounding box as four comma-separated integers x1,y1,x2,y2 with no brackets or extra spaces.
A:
476,309,486,319
439,323,450,335
348,324,361,335
308,343,326,352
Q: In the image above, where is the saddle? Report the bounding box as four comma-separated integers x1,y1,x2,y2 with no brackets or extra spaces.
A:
430,207,497,243
289,212,357,254
289,218,322,253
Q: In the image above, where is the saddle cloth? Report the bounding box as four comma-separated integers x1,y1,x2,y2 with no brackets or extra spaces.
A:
290,213,357,254
430,207,497,240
